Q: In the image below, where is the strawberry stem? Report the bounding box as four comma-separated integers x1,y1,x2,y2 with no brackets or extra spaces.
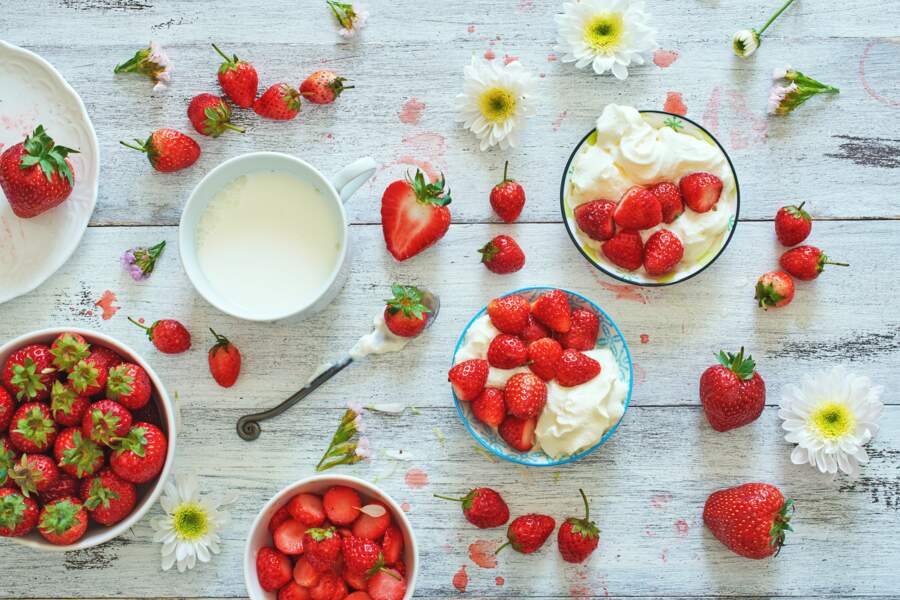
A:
120,139,148,153
433,494,464,503
502,160,509,182
494,541,510,554
223,122,246,134
211,43,234,63
578,488,590,521
128,316,149,332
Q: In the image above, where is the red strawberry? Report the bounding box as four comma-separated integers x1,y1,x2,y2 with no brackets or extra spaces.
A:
288,493,326,527
0,125,78,218
50,381,89,427
555,349,601,387
380,169,451,261
700,347,766,432
601,229,644,271
49,332,90,372
88,346,124,372
342,535,390,574
346,592,372,600
486,294,530,335
498,415,536,452
643,229,684,276
471,387,506,427
557,489,600,563
188,93,245,138
557,309,599,351
9,454,58,497
520,315,550,343
274,518,307,555
479,234,525,274
109,422,167,483
574,199,616,241
39,471,78,504
0,436,18,488
79,468,136,526
434,487,509,529
38,497,88,545
254,83,302,120
531,289,572,333
487,334,528,369
257,546,293,591
3,343,55,402
120,129,200,173
293,556,321,587
345,567,369,591
497,513,556,554
303,526,343,571
10,402,57,453
310,573,346,600
0,387,14,431
383,284,431,338
323,485,361,525
212,43,259,108
351,501,391,540
755,271,794,310
779,245,848,281
367,569,406,600
704,483,794,559
504,372,547,419
680,172,723,213
448,359,489,402
55,427,105,478
208,329,242,388
279,582,312,600
268,505,292,533
0,487,38,536
82,400,132,446
490,161,526,223
300,70,353,104
129,317,192,354
774,202,811,246
381,525,404,564
649,181,684,223
68,355,109,397
527,337,563,381
106,363,152,410
614,187,662,230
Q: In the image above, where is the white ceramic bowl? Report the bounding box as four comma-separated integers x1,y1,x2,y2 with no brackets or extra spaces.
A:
244,475,418,600
0,328,177,551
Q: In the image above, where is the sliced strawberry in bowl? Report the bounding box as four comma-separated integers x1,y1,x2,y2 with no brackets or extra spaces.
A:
323,485,362,526
273,518,306,555
614,187,662,230
680,171,723,213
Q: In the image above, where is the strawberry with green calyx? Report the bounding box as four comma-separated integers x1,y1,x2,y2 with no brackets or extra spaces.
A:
557,489,600,563
490,161,526,223
188,93,245,138
80,469,137,526
755,271,794,310
2,344,55,402
129,317,192,354
0,125,79,218
106,363,152,410
68,355,108,397
109,422,167,483
10,403,57,453
0,488,38,537
82,400,132,447
38,497,88,545
300,70,354,105
433,487,509,529
55,428,105,479
50,381,89,427
303,526,343,571
496,513,556,554
0,437,17,488
381,169,452,261
342,536,401,579
383,284,432,338
775,202,811,246
254,83,303,120
0,387,13,432
700,347,766,432
704,482,794,559
208,329,241,388
212,43,259,108
10,454,59,497
49,332,90,372
479,234,525,274
120,129,200,173
779,245,849,281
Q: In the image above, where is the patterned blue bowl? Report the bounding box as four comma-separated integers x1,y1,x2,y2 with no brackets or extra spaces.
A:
451,287,633,467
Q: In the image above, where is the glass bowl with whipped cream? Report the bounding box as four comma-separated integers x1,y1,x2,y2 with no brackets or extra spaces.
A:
451,287,633,467
561,104,740,286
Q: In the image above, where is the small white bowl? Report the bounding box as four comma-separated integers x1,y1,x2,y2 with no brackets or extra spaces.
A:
0,328,177,551
244,475,418,600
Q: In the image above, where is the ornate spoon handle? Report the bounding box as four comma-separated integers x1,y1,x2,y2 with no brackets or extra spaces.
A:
236,355,354,441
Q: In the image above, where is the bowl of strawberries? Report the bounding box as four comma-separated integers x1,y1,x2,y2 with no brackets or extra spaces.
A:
0,328,176,550
244,475,417,600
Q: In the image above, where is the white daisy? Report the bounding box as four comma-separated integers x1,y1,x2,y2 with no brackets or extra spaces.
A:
779,367,883,478
151,474,232,572
732,29,760,58
554,0,657,80
456,57,535,151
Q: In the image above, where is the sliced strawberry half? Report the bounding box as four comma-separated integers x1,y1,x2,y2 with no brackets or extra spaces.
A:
287,492,326,527
351,501,391,540
680,172,723,213
323,485,361,525
274,518,306,555
498,415,536,452
381,169,451,261
367,569,407,600
292,556,321,587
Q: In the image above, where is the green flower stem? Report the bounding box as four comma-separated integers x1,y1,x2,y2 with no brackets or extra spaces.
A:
314,409,361,472
758,0,798,36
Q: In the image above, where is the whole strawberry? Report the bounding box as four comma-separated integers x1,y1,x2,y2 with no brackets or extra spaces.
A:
121,129,200,173
527,337,563,381
520,314,550,343
49,332,90,371
479,235,525,274
497,513,556,554
448,359,488,402
38,497,88,545
574,199,616,241
557,308,599,351
106,362,152,409
80,468,137,526
489,161,526,223
602,229,644,271
9,454,59,497
129,317,191,354
779,245,848,281
486,294,531,335
0,388,13,432
68,354,109,397
342,536,393,576
0,488,39,536
381,169,451,261
55,428,105,478
254,83,302,120
256,546,292,591
188,93,245,138
434,487,509,529
487,334,527,369
504,372,547,419
300,70,353,104
109,422,167,483
50,381,89,427
471,387,506,427
531,289,572,333
755,271,795,310
38,472,79,505
643,229,684,276
614,187,662,230
208,329,242,388
703,482,794,559
212,43,259,108
383,284,431,338
0,436,15,487
82,400,132,446
774,202,811,246
3,343,55,401
699,347,765,432
555,349,601,387
557,489,599,563
649,181,684,223
9,402,57,453
303,526,342,571
0,125,78,218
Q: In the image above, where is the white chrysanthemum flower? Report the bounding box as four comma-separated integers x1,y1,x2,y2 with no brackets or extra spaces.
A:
732,29,760,58
455,57,535,151
151,474,232,572
779,367,883,478
554,0,657,80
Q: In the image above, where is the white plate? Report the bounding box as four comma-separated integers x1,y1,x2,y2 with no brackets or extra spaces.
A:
0,40,99,304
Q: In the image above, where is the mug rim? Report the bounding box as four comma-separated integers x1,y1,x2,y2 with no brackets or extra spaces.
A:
179,151,350,322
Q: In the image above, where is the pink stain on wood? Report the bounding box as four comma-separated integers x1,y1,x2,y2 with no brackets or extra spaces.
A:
664,91,687,116
517,0,535,10
650,493,672,509
452,565,468,592
570,585,592,599
660,548,669,563
468,540,498,568
401,501,411,512
599,281,648,303
94,290,119,320
392,157,440,182
653,49,680,68
495,576,505,586
859,39,900,108
552,110,568,132
633,362,647,385
484,49,496,60
399,98,426,125
640,334,650,344
727,89,768,150
467,24,476,33
404,467,429,489
702,86,722,136
503,54,519,65
675,518,689,537
403,131,446,157
547,53,558,62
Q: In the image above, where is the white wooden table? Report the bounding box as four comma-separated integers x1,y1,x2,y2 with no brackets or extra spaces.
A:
3,1,900,598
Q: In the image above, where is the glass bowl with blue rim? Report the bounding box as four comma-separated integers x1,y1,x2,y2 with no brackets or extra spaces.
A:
560,110,740,287
451,286,633,467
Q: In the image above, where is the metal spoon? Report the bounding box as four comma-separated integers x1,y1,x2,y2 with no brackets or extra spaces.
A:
236,288,440,441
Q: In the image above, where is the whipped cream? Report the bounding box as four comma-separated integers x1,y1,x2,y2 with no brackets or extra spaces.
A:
349,313,412,359
567,104,737,282
455,314,627,458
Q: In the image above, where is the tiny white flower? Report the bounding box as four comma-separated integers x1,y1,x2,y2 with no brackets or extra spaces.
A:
732,29,760,58
772,65,792,80
355,436,372,459
455,56,536,152
779,366,883,478
767,83,796,114
114,41,172,91
328,1,368,39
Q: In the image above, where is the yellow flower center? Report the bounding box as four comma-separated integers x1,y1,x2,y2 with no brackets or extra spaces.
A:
583,13,624,52
173,503,209,541
810,402,854,439
478,87,517,123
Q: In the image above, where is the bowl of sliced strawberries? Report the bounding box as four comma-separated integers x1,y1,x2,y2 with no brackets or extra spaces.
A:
0,328,176,550
244,475,418,600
